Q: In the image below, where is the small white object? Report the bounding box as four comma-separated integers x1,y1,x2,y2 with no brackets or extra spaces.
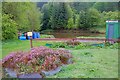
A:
27,32,32,36
106,20,118,23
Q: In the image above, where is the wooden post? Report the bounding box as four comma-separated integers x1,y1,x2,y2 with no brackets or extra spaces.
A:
27,32,33,49
30,36,33,48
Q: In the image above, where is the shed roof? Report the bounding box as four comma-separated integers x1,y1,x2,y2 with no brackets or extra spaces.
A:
106,20,119,23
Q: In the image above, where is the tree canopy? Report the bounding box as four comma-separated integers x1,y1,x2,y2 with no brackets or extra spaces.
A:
2,2,119,40
2,2,42,32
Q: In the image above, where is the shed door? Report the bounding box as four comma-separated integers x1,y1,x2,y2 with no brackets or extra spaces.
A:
108,24,114,39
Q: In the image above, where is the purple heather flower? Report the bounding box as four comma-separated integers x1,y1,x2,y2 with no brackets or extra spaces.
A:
2,52,16,63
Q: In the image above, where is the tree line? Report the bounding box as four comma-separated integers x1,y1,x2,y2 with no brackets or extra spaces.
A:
41,2,119,30
2,2,119,40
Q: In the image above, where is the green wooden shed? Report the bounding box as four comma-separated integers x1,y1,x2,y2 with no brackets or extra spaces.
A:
106,20,120,40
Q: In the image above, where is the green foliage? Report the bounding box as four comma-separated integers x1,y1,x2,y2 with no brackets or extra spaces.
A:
99,11,120,28
103,11,119,20
51,3,73,29
87,8,100,28
70,2,94,14
0,3,2,40
50,41,119,50
41,2,73,30
0,13,2,40
67,18,74,29
78,8,100,29
93,2,118,12
27,3,42,31
2,2,119,35
73,14,79,29
2,14,18,40
78,10,88,29
40,2,119,30
2,2,42,32
50,42,67,48
74,43,88,49
50,41,81,49
41,3,52,30
105,42,120,49
66,41,80,46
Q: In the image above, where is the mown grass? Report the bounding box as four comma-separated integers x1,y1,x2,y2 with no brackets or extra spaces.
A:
2,40,53,59
47,49,118,78
0,41,2,59
1,40,118,78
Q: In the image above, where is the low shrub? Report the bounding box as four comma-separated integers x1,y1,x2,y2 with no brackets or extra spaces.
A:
2,46,72,75
2,14,18,40
50,42,67,48
105,42,120,49
50,41,119,50
74,43,88,49
50,41,80,49
66,40,80,46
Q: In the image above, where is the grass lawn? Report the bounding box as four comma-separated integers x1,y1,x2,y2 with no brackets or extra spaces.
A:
2,40,118,78
0,41,2,59
2,40,53,59
48,49,118,78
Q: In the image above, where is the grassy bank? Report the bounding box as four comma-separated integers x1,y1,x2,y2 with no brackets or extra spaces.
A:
2,40,118,78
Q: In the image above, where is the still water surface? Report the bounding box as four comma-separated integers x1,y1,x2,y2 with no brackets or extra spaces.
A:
42,30,105,38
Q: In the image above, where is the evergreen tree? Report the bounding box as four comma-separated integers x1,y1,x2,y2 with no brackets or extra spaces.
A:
41,3,53,30
51,2,73,29
93,2,118,12
78,8,100,29
67,18,74,29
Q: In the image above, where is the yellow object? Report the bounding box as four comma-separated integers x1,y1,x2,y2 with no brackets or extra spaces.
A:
27,32,32,36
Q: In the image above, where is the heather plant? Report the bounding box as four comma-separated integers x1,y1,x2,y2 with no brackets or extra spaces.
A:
2,46,72,75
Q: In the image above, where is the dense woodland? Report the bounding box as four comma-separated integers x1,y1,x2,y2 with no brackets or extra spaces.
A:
1,2,120,40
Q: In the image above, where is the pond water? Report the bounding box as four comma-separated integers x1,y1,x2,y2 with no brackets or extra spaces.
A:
41,30,105,38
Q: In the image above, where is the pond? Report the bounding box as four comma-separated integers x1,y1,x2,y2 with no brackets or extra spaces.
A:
41,30,105,38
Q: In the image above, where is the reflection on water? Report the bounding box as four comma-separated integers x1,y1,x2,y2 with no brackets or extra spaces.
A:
42,30,105,38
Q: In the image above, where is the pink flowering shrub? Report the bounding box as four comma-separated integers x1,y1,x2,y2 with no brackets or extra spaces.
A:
2,46,72,74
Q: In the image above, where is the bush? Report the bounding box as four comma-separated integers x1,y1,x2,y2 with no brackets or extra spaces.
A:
50,41,119,50
2,46,72,74
66,40,80,46
2,14,18,40
105,42,120,49
50,42,67,48
74,43,88,49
